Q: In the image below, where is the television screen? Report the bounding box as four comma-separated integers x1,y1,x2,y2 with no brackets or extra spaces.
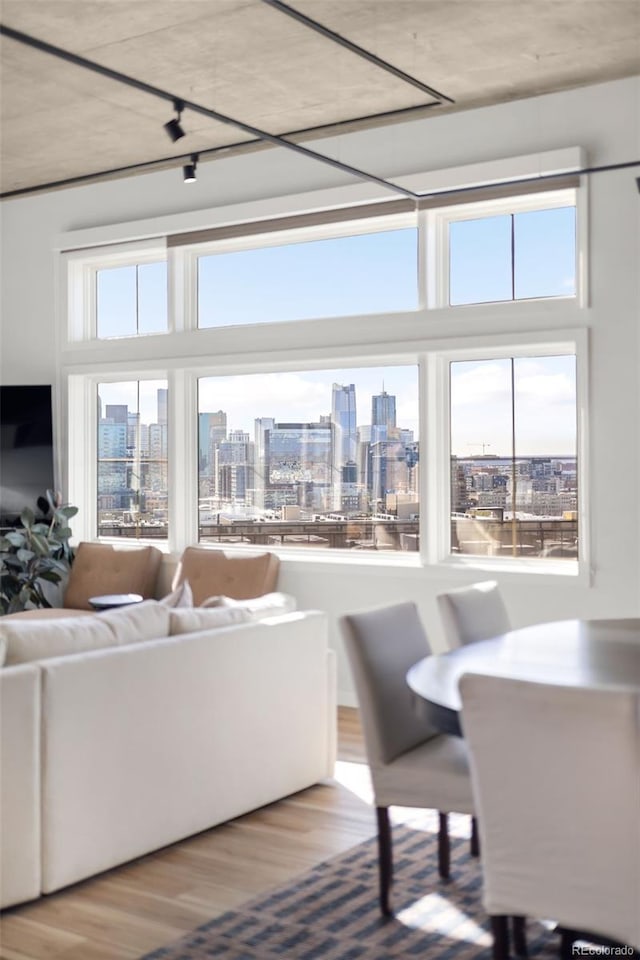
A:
0,385,55,527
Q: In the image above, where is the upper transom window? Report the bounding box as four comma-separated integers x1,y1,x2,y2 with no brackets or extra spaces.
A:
96,261,168,339
197,227,419,328
436,189,577,308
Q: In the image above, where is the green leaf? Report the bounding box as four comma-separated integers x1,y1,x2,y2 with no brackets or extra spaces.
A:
4,530,26,548
30,533,50,556
16,548,35,564
57,506,78,520
20,507,35,529
38,570,63,584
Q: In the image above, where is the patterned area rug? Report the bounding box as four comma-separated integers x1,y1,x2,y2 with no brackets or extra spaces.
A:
142,820,563,960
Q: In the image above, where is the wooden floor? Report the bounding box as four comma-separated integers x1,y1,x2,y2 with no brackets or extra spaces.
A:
0,708,376,960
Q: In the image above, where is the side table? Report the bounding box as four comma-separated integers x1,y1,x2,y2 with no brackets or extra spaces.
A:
88,593,144,611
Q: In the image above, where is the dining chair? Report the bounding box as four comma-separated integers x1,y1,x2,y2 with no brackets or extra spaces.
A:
459,673,640,959
340,602,475,916
437,580,510,650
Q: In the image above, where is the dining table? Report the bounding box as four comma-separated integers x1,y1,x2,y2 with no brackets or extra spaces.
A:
406,617,640,736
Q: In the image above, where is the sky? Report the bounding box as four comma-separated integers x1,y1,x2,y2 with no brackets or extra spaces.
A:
96,205,577,454
450,355,577,457
198,366,419,436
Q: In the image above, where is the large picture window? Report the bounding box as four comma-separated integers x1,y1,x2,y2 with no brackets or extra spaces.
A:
197,366,419,551
66,178,586,574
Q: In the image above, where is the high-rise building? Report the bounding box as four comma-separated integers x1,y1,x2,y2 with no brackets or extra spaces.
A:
331,383,357,511
198,410,227,469
372,389,396,432
331,384,357,463
105,404,128,424
261,421,332,512
215,431,253,504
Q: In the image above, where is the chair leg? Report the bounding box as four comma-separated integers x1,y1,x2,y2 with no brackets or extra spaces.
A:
375,806,393,917
438,811,450,880
490,915,511,960
470,815,480,857
512,916,527,957
559,928,576,960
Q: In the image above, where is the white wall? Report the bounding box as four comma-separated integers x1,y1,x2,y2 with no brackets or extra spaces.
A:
2,78,639,704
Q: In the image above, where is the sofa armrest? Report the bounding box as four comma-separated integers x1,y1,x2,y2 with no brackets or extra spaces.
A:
40,610,332,893
0,663,41,908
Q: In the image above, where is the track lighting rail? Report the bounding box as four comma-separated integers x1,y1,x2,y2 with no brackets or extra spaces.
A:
260,0,454,105
0,23,420,200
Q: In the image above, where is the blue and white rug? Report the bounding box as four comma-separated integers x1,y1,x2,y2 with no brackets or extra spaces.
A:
141,822,573,959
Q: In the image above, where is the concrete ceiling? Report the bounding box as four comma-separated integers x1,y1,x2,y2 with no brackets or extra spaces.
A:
1,0,639,196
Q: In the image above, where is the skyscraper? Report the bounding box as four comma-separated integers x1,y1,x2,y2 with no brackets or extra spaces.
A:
372,388,396,432
331,383,357,463
198,410,227,469
331,383,357,512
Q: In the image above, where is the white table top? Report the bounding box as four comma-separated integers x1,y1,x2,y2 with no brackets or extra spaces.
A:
407,618,640,714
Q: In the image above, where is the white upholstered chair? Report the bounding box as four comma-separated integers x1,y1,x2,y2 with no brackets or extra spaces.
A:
437,580,510,650
459,673,640,959
341,602,475,916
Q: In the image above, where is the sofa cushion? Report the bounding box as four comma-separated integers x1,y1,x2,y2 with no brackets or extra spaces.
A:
99,600,170,645
1,608,95,622
2,616,117,666
63,542,162,611
201,592,297,621
168,606,251,636
159,580,193,608
171,547,280,606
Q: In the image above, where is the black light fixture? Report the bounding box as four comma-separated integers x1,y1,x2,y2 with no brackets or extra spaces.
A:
164,99,185,142
183,154,198,183
636,176,640,194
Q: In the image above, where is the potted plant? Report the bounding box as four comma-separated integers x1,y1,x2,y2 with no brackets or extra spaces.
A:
0,491,78,615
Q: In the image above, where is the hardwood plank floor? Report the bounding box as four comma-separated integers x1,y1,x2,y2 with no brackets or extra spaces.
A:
0,707,375,960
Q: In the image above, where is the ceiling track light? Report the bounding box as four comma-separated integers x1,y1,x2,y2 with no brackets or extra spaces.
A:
183,154,199,183
164,98,186,142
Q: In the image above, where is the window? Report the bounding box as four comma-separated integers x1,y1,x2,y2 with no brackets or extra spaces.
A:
65,175,587,574
197,228,418,328
96,261,167,338
97,380,168,538
449,354,578,560
197,366,419,551
447,199,576,306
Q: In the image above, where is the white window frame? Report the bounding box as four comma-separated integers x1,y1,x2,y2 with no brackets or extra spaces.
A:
426,328,589,580
429,187,584,310
180,211,419,333
59,154,590,581
65,239,168,345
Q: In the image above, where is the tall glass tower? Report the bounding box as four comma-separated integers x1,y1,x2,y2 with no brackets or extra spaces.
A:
331,383,357,511
331,383,357,463
372,388,396,432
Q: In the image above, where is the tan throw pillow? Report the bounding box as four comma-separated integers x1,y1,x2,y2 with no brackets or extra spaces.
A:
200,592,297,621
1,616,117,666
159,580,193,608
99,600,170,645
63,542,162,610
168,606,251,636
171,547,280,606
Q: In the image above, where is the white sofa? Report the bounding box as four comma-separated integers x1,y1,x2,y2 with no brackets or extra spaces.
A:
0,602,336,909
